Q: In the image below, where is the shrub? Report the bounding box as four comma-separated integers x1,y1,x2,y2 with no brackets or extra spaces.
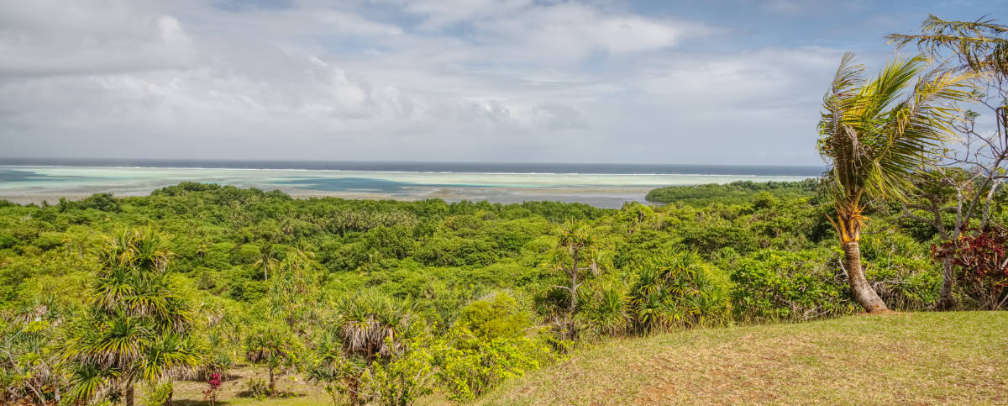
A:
241,378,270,400
730,249,856,322
434,294,552,401
33,231,64,251
366,336,437,406
454,292,531,339
577,276,630,337
202,373,222,406
437,328,552,402
0,232,15,249
860,225,941,310
935,227,1008,310
627,251,732,333
142,382,173,406
414,236,498,267
363,226,415,260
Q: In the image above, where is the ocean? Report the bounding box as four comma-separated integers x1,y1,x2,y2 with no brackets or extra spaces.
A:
0,159,823,208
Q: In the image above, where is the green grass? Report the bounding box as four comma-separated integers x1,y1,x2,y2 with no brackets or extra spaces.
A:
165,312,1007,405
476,312,1008,406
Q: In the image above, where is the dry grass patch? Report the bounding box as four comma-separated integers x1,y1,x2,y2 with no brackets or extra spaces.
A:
143,312,1006,406
476,312,1008,406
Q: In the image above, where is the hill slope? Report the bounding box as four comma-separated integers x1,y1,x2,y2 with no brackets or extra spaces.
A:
475,312,1008,405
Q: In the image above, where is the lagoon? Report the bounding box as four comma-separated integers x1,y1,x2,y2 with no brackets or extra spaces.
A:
0,161,819,208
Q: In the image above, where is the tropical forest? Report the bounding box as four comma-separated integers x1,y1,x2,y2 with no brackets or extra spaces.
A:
2,12,1008,406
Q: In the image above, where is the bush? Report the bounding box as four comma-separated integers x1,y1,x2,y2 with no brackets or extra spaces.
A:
437,328,552,402
860,225,940,310
454,292,531,339
33,232,64,251
935,227,1008,310
415,237,498,267
367,336,437,406
627,251,732,333
730,249,856,322
577,276,630,337
363,226,415,260
143,382,173,406
241,378,270,400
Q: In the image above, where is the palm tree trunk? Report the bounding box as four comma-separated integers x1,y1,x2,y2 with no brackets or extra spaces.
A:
164,384,173,406
843,241,888,313
569,248,579,317
269,366,275,395
349,376,362,406
125,383,135,406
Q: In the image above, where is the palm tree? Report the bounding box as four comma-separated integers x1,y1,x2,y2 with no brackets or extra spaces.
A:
553,221,598,339
310,292,413,406
268,247,322,335
244,322,301,396
254,243,280,281
818,53,971,312
64,230,199,406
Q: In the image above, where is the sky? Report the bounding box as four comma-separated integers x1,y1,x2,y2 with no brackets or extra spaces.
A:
1,0,1005,165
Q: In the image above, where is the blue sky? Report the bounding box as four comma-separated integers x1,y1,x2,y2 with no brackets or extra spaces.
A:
1,0,1005,165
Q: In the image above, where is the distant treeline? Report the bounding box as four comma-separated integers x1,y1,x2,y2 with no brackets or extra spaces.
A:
645,179,821,206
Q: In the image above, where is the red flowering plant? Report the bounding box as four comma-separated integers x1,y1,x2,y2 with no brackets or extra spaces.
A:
202,372,223,406
934,226,1008,310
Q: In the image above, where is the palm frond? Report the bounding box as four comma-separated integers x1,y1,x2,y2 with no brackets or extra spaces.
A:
888,14,1008,78
819,53,972,207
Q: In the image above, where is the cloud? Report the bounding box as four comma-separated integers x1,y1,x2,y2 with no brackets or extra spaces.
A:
0,1,196,77
395,1,709,64
0,0,946,165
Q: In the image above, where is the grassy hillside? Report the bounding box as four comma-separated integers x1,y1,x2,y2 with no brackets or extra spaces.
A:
475,312,1008,406
158,312,1007,405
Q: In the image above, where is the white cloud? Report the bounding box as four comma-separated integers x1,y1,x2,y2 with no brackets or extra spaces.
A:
0,1,196,77
0,0,867,164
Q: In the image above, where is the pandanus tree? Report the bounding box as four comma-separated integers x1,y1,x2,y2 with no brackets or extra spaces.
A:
244,321,301,396
553,221,598,339
818,53,971,312
0,305,66,405
267,247,323,336
309,292,414,406
64,229,199,406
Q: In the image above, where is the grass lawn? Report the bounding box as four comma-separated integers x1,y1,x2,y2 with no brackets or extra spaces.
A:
477,312,1008,406
164,312,1007,405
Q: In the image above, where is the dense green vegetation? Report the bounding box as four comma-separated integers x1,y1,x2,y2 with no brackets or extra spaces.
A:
645,179,819,206
2,13,1007,406
1,177,1003,404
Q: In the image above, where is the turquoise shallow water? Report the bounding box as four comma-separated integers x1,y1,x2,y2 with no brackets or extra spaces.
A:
0,165,815,208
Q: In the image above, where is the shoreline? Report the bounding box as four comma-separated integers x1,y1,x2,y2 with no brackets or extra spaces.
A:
0,165,815,208
0,185,662,208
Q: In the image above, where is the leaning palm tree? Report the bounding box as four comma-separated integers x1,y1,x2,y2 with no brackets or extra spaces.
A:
818,53,971,312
